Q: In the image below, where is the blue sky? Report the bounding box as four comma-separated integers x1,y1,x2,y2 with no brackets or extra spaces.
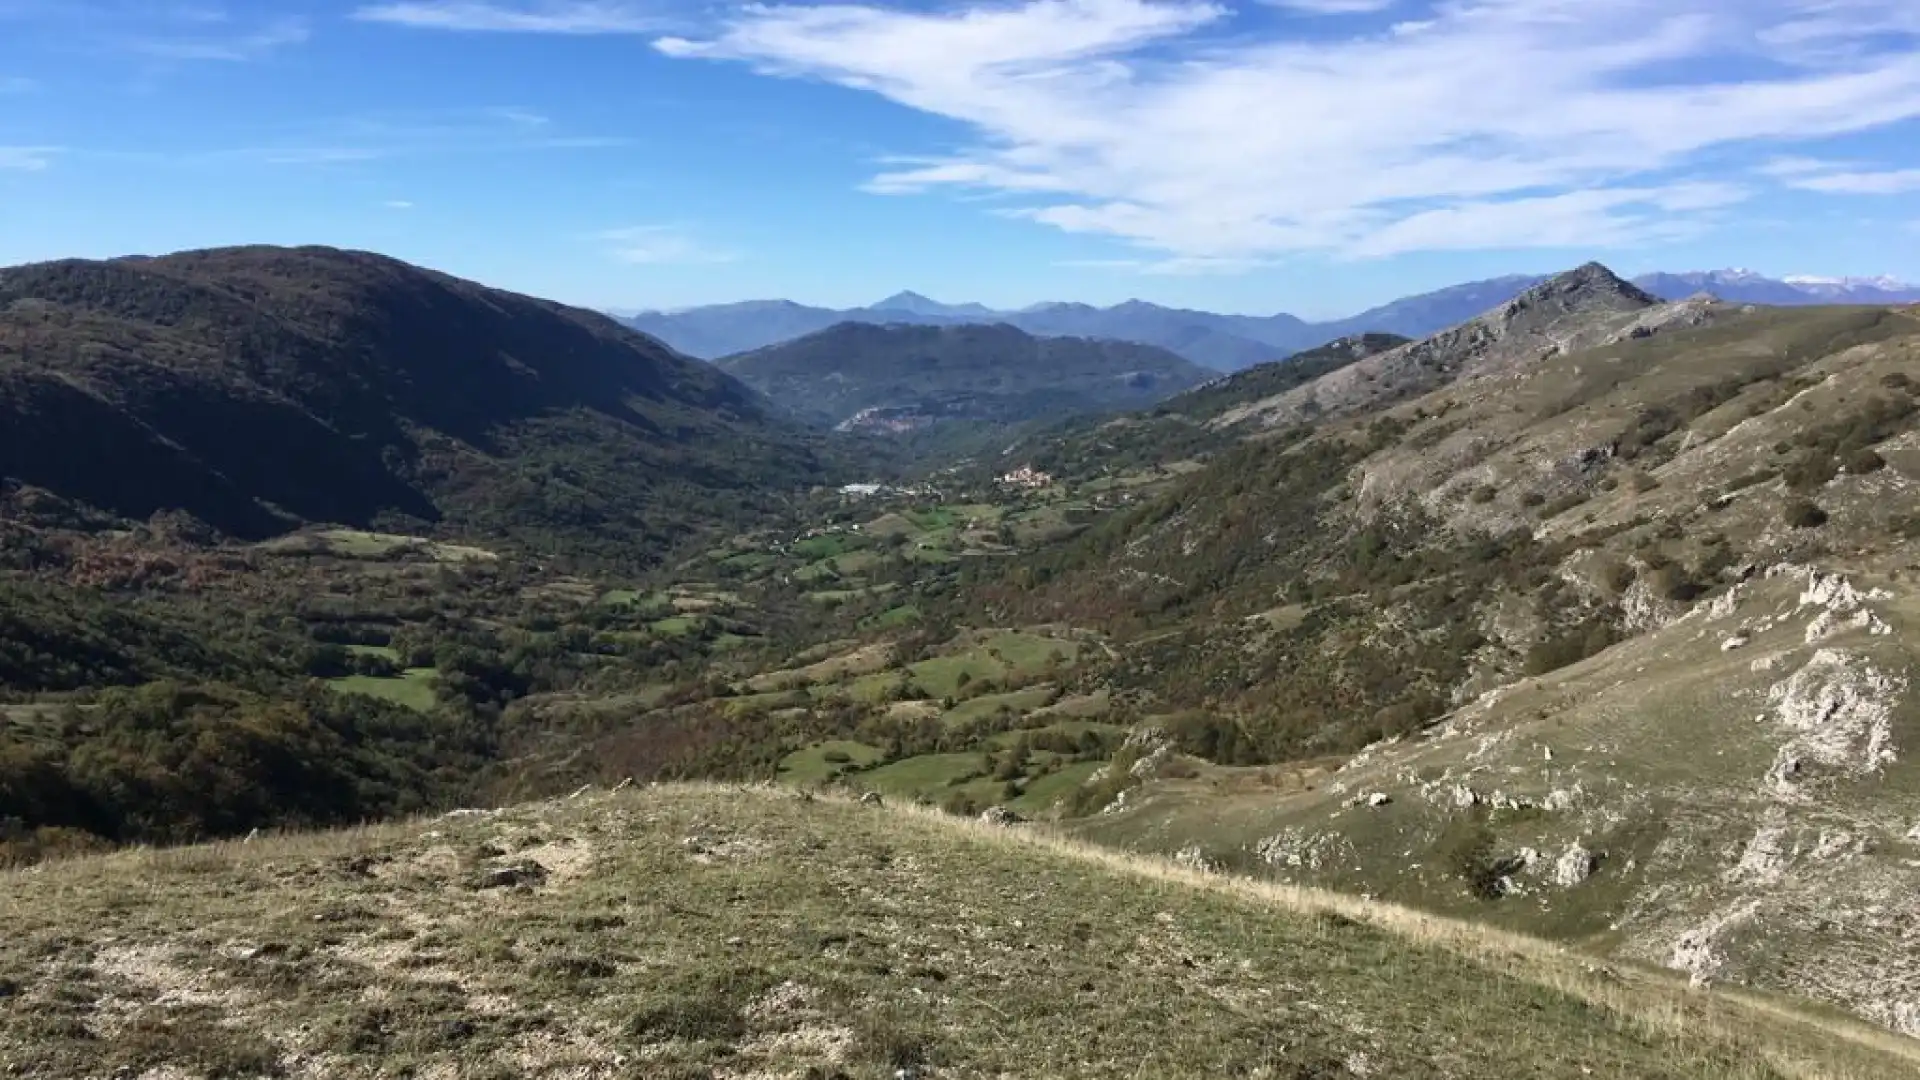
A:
2,0,1919,317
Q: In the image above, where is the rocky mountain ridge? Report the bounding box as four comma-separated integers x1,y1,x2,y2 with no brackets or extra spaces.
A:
1210,262,1701,430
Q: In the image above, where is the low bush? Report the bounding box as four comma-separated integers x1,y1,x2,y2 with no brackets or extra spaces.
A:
1782,499,1829,529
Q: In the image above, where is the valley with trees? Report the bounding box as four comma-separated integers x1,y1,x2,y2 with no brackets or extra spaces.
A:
3,246,1920,1076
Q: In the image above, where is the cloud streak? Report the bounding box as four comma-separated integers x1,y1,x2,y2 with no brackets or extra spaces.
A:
597,224,738,265
0,146,58,171
201,108,628,166
1264,0,1395,12
354,1,665,33
127,15,310,62
1795,170,1920,194
652,0,1920,261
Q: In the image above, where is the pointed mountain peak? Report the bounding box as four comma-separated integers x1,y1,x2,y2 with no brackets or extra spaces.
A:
1511,261,1658,310
872,289,935,308
865,290,1001,319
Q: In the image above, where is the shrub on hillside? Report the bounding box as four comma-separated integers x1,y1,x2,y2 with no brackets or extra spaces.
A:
0,681,494,853
1643,563,1704,604
1523,616,1618,677
1434,818,1506,901
1783,499,1829,529
1842,447,1886,475
939,791,983,817
1783,453,1839,492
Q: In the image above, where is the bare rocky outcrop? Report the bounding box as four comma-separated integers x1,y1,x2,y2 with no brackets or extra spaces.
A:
1670,902,1759,987
1255,828,1358,874
1552,842,1598,887
477,860,548,890
1173,844,1216,872
1762,648,1903,801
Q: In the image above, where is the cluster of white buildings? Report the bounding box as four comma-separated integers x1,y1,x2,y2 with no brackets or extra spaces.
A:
997,465,1053,490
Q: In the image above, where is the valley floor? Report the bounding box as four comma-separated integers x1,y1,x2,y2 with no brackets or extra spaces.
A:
1,785,1915,1079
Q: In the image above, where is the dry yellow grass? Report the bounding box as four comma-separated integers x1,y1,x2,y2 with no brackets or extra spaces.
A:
1,785,1914,1079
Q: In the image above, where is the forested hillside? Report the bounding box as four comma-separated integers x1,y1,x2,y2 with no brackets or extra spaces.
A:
717,321,1212,431
0,246,830,560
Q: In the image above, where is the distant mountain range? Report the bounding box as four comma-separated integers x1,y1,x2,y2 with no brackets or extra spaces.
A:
1631,269,1920,307
717,321,1211,434
619,271,1920,372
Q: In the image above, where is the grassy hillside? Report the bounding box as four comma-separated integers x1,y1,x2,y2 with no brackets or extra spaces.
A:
908,274,1920,1034
717,321,1213,431
1001,333,1413,487
0,246,830,561
7,253,1920,1054
965,280,1919,755
1,785,1913,1079
1076,566,1920,1035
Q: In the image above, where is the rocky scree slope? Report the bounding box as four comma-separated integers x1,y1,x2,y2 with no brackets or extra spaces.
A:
0,246,826,558
1,784,1915,1079
1079,564,1920,1041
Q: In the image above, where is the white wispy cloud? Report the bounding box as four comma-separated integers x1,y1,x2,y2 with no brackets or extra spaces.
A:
1758,154,1920,193
597,225,738,264
1264,0,1395,13
127,15,309,61
1782,166,1920,194
204,108,627,166
0,146,58,171
652,0,1920,261
1757,155,1849,179
384,199,417,209
1056,255,1269,274
354,1,665,33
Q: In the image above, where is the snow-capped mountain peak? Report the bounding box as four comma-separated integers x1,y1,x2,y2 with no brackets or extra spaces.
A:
1783,274,1916,290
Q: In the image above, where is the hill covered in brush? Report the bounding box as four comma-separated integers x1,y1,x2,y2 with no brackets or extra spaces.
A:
716,321,1213,433
0,246,830,560
977,333,1412,489
923,263,1920,1032
972,265,1915,737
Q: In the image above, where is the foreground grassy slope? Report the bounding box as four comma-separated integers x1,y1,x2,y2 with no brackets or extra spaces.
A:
1,786,1915,1079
